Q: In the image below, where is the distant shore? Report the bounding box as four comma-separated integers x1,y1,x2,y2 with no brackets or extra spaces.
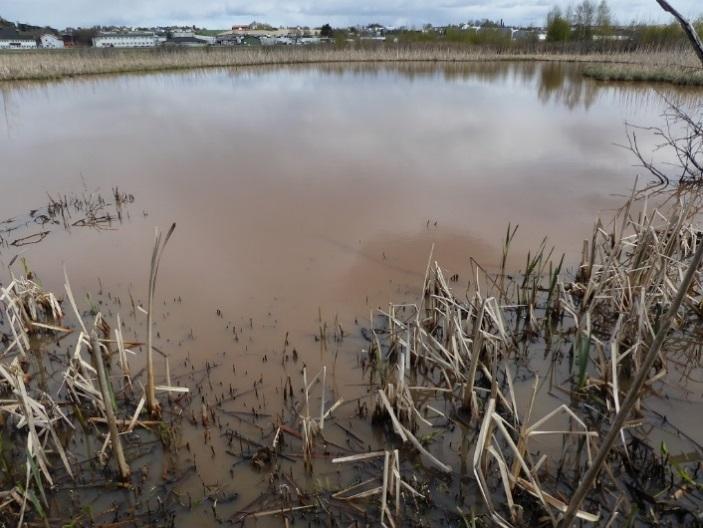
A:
581,61,703,85
0,44,700,85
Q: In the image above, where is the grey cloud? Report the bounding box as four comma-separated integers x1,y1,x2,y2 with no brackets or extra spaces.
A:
2,0,701,29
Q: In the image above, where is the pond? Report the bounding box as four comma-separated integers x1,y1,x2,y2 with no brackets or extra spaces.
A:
0,61,700,526
0,62,682,342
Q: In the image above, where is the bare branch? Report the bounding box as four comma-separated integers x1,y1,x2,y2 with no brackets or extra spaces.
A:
655,0,703,66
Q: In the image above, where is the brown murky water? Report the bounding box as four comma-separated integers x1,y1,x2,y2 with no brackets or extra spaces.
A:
0,62,685,338
0,62,700,525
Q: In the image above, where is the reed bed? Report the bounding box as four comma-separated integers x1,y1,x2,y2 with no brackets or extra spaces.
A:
354,183,703,526
5,182,703,526
207,182,703,526
2,188,703,526
0,44,700,83
0,239,189,526
584,61,703,85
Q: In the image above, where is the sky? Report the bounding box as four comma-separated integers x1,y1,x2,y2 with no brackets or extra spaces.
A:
2,0,700,30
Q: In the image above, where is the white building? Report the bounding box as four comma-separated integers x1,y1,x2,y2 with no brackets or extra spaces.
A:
39,33,64,48
0,29,37,49
274,36,295,45
171,30,195,38
92,32,158,48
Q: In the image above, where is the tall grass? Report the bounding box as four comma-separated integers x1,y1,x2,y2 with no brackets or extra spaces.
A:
583,61,703,85
0,43,700,83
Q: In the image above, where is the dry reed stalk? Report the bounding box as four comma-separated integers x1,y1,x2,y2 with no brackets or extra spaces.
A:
559,232,703,527
0,258,189,524
357,173,703,525
1,46,701,83
89,331,130,481
146,223,176,417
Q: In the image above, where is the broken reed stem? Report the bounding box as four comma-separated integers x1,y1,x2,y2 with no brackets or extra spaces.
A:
559,236,703,527
381,450,390,525
465,298,487,412
90,331,131,481
146,230,160,416
146,223,176,417
320,365,326,430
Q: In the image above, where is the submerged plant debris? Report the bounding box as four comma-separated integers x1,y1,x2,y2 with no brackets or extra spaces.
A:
0,187,134,251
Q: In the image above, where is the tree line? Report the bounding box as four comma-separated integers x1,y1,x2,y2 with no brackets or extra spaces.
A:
546,0,703,45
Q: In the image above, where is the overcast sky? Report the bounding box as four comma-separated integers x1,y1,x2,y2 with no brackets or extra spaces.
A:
2,0,700,29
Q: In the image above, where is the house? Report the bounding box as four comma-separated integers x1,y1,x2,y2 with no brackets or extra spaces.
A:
215,34,241,45
240,35,261,46
512,29,538,41
169,30,215,44
61,33,78,47
39,33,64,48
299,36,327,44
219,23,322,40
227,23,289,38
92,32,158,48
0,29,37,49
171,30,195,38
165,36,209,47
274,36,295,45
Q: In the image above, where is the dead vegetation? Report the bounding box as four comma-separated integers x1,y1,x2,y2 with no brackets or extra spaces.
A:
0,233,190,526
169,177,703,526
0,187,134,251
0,44,701,84
355,179,703,526
4,174,703,527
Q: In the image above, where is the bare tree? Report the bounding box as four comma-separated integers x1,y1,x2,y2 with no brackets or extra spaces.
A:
627,97,703,186
655,0,703,66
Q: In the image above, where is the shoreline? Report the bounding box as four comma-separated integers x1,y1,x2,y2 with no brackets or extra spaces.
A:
1,45,701,85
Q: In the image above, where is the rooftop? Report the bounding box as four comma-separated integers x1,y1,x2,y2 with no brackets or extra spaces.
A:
0,28,35,40
168,36,208,44
95,32,156,38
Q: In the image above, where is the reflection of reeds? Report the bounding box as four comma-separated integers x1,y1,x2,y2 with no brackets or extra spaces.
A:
0,45,700,83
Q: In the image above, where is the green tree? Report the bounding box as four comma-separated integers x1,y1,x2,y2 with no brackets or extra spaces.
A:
546,7,571,42
333,29,348,46
320,23,333,37
74,27,98,45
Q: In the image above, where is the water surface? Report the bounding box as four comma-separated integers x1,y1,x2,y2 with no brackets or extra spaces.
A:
0,61,698,525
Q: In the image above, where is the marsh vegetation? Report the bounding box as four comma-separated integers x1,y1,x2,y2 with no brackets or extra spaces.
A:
0,44,701,85
0,55,702,526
